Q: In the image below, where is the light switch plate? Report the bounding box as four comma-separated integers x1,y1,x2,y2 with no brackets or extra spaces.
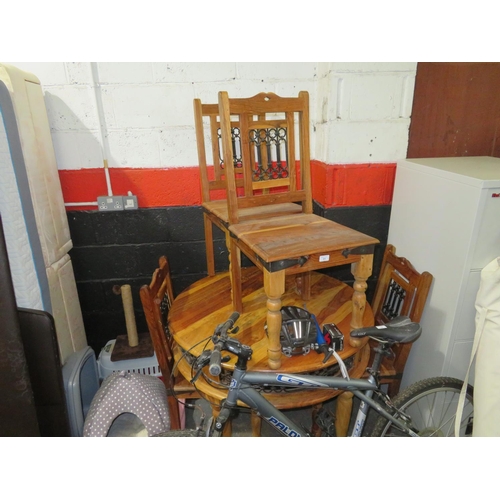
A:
123,195,138,210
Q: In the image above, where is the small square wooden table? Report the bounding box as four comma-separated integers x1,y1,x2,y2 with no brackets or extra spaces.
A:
228,213,379,369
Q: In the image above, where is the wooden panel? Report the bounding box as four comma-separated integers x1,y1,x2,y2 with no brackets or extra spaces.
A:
408,62,500,158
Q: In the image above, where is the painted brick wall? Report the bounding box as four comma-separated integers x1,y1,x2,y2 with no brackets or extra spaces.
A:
316,62,416,163
6,62,416,209
67,202,389,353
3,62,417,353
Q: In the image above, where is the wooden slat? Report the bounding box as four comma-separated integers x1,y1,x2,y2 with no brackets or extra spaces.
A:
222,92,309,114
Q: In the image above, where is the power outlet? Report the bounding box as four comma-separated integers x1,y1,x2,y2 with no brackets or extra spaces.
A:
97,196,124,211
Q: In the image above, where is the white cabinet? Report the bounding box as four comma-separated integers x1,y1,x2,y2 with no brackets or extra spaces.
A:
387,156,500,389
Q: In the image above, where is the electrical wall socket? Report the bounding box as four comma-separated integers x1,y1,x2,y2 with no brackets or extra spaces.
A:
123,194,138,210
97,196,124,211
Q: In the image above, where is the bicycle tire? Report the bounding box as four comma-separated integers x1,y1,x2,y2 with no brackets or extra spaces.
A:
371,376,474,437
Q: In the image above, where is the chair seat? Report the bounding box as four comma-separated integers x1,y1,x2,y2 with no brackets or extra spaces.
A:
229,213,379,264
203,200,302,225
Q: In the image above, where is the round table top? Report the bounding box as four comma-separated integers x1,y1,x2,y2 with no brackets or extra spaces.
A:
168,267,373,374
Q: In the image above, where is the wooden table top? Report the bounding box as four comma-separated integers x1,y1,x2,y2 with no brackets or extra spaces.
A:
169,267,373,374
228,214,379,264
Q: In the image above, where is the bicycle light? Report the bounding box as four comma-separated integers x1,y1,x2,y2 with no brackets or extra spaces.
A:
322,323,344,351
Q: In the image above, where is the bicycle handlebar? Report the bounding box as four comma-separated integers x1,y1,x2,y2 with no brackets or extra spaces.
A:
208,347,222,376
208,312,240,376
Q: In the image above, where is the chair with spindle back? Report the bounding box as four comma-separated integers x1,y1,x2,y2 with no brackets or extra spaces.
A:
193,98,302,301
370,244,433,397
217,89,379,440
139,255,260,435
218,90,313,226
141,255,266,435
216,90,317,313
140,256,204,430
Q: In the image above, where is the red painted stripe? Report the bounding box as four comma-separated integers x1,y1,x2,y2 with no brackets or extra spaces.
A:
312,161,396,208
59,162,396,211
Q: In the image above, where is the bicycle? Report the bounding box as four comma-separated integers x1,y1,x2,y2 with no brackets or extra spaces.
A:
172,312,474,437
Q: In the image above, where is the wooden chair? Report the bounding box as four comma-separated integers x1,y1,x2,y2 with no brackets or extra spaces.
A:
217,90,379,374
370,244,433,397
218,90,313,225
216,90,315,311
139,255,203,430
310,245,432,435
193,98,302,280
141,255,263,436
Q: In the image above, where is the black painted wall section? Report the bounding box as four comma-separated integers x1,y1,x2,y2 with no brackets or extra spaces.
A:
67,203,390,354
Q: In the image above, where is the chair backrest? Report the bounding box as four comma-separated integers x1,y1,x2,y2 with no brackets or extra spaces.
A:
139,256,176,381
218,91,313,224
372,244,433,325
193,98,245,204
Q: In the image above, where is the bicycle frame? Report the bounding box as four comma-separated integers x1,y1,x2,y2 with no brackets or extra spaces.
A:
216,366,419,437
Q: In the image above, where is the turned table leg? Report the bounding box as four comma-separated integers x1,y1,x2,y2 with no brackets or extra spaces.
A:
336,253,374,436
336,391,354,437
263,269,285,369
349,254,374,348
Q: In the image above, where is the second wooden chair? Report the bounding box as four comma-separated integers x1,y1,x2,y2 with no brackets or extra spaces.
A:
141,255,260,435
370,244,433,396
194,94,304,310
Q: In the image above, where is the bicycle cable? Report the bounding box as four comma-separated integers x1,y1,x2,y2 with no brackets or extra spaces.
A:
331,350,350,380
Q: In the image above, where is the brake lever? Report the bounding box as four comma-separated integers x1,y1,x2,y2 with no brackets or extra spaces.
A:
191,350,211,383
191,350,232,383
191,367,204,383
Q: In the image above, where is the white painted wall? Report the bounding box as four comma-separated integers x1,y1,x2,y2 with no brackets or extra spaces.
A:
5,62,417,170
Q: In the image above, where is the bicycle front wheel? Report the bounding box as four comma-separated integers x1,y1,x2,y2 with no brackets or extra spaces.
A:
371,377,474,437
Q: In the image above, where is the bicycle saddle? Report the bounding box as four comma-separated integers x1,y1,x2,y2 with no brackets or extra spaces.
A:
350,315,422,344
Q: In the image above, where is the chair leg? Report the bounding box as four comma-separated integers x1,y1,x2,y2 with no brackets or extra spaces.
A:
204,214,215,276
228,234,243,313
167,394,182,430
387,378,402,399
296,272,312,301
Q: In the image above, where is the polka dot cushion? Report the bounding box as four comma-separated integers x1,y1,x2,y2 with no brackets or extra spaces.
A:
83,371,170,437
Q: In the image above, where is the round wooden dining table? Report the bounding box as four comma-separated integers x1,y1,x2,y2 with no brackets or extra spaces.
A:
168,267,374,436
